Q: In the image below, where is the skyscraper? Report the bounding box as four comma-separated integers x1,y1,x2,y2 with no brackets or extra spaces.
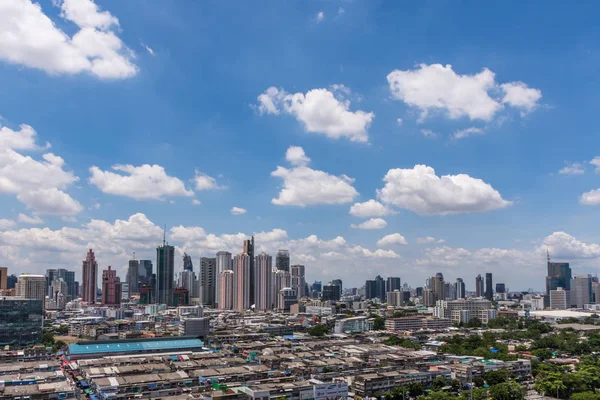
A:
331,279,343,293
322,283,341,301
243,237,255,304
179,270,197,299
495,283,506,294
475,274,484,297
139,260,153,282
365,280,377,300
183,253,193,272
386,277,401,293
276,250,290,272
291,264,306,300
432,273,445,301
200,257,216,306
215,251,232,307
255,252,273,310
571,274,592,308
374,275,386,301
234,253,251,310
0,267,6,290
485,273,493,300
218,270,235,310
16,274,46,303
273,269,291,308
101,266,122,305
82,249,98,304
156,241,175,306
45,269,76,300
455,278,466,299
127,259,139,295
546,258,572,294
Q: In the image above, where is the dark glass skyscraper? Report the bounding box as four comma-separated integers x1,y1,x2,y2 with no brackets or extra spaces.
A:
276,250,290,272
475,274,484,297
0,298,43,346
183,253,193,272
546,261,572,294
156,242,175,306
386,277,401,293
243,237,255,304
485,273,493,300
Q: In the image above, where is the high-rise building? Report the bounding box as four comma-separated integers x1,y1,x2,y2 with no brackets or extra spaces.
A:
485,273,493,300
45,269,76,300
278,287,297,312
255,252,273,310
0,298,43,346
156,239,175,306
431,273,445,301
139,260,153,282
571,274,592,308
455,278,466,299
386,277,401,293
183,253,193,272
16,274,46,303
218,270,235,310
291,264,306,300
550,287,571,310
331,279,343,293
365,280,377,300
273,269,291,307
594,282,600,304
215,251,232,307
374,275,386,301
322,283,341,301
127,259,139,295
179,270,197,299
276,250,290,272
101,266,122,305
0,267,7,290
82,249,98,304
51,279,68,309
495,283,506,294
200,257,216,306
6,274,17,290
475,274,484,297
234,253,251,310
546,259,572,294
243,237,255,304
422,288,436,306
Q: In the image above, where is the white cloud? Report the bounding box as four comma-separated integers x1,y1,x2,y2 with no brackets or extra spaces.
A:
89,164,194,200
590,157,600,172
387,63,541,122
256,86,374,143
580,189,600,205
541,232,600,259
191,199,201,206
500,82,542,114
254,228,287,243
349,199,394,218
420,129,437,138
0,0,137,79
285,146,311,167
141,42,154,56
18,213,43,224
558,162,585,175
0,124,48,151
193,171,226,191
337,7,345,14
377,164,512,215
396,118,403,126
351,218,387,230
271,148,358,206
316,11,324,22
61,216,77,222
17,188,83,215
452,127,485,140
416,236,445,244
0,219,15,230
231,207,247,215
377,233,407,247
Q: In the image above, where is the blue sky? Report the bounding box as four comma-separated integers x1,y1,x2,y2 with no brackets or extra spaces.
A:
1,0,600,290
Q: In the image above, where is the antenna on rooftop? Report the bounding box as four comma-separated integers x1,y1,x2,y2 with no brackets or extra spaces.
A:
547,248,551,263
163,224,167,246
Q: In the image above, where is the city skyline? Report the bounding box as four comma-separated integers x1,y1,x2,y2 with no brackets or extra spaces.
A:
2,1,600,290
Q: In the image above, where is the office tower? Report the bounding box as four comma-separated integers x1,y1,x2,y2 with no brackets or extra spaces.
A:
546,257,572,294
550,287,571,310
475,274,484,297
45,269,76,300
495,283,506,294
156,240,175,306
218,270,235,310
322,283,341,301
273,269,291,308
215,251,232,306
0,267,6,290
179,270,196,299
485,273,493,300
276,250,290,272
311,281,322,298
200,257,216,306
255,252,273,310
183,253,193,272
455,278,466,299
127,259,139,295
386,277,401,293
0,298,43,346
331,279,343,293
279,287,297,312
6,274,17,289
243,237,255,304
52,278,68,309
445,282,457,300
432,273,445,301
82,249,98,304
373,275,386,301
291,264,306,300
571,274,592,308
416,287,423,297
365,280,377,300
139,260,153,282
15,274,46,302
422,288,436,306
101,266,122,305
594,282,600,304
234,253,251,310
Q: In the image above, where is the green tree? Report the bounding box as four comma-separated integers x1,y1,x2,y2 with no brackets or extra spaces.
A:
472,377,485,388
572,392,600,400
373,316,386,331
41,332,55,347
308,324,329,337
488,381,525,400
483,369,514,386
432,376,448,391
407,382,424,397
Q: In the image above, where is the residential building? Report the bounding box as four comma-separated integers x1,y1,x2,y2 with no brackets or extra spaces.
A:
82,249,98,304
278,287,297,312
156,241,175,306
179,270,197,300
275,249,290,272
179,317,210,337
422,288,436,306
0,297,43,346
322,283,341,301
385,316,452,331
234,253,251,310
387,290,404,307
101,266,121,306
218,270,234,310
200,257,216,306
334,317,373,333
485,273,493,300
255,252,273,310
16,273,46,303
291,264,306,299
215,251,232,306
571,274,592,308
432,273,445,301
435,298,496,324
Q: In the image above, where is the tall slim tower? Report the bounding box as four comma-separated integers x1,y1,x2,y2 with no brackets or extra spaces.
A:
200,257,217,306
455,278,465,299
156,234,175,306
82,249,98,304
101,266,122,305
276,250,290,272
0,267,7,290
475,274,484,297
183,253,193,272
127,258,139,295
255,252,273,310
215,251,232,307
243,237,255,304
273,269,291,309
234,253,251,310
432,273,445,301
485,273,493,300
290,264,306,300
218,270,235,310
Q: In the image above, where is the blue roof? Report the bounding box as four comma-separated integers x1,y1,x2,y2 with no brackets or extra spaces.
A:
68,338,204,355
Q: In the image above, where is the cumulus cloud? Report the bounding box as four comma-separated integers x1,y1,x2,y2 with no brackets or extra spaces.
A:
18,188,83,215
416,236,445,244
580,189,600,205
231,207,247,215
558,162,585,175
541,231,600,259
387,63,541,122
452,127,485,140
285,146,311,167
351,218,387,230
0,124,49,151
349,199,394,218
377,164,512,215
0,219,15,230
271,148,358,206
256,86,374,143
420,129,437,138
377,233,407,247
0,0,137,79
193,171,226,191
590,157,600,173
89,164,194,200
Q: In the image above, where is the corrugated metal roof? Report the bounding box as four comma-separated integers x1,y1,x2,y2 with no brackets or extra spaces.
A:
68,338,203,355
